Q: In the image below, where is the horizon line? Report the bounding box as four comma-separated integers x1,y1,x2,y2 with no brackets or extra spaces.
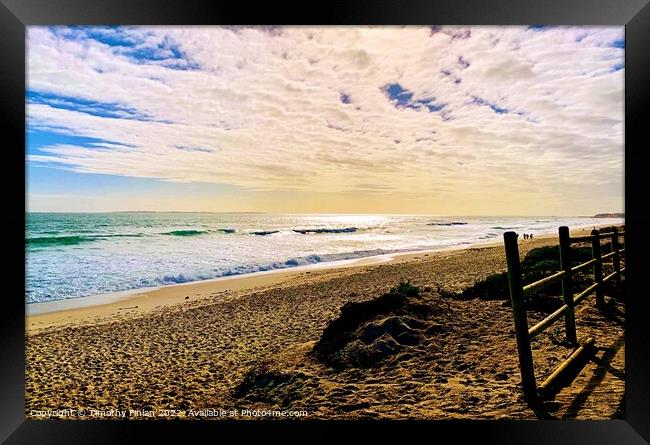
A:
25,210,625,217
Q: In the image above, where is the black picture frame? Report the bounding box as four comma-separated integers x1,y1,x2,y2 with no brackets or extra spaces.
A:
2,0,649,443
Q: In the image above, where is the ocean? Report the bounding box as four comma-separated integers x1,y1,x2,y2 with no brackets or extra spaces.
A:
25,213,624,304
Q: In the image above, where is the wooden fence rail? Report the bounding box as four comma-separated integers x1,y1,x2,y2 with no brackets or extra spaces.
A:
503,225,625,403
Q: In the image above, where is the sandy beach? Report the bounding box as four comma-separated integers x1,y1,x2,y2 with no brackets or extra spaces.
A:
25,224,625,419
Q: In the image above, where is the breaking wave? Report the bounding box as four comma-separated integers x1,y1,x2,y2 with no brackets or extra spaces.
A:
427,221,467,226
293,227,358,234
27,235,98,247
162,230,209,236
27,233,144,247
250,230,280,236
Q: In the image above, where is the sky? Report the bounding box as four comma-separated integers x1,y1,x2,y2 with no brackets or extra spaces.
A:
26,26,625,215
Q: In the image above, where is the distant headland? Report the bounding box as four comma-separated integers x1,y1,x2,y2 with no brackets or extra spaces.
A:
593,213,625,218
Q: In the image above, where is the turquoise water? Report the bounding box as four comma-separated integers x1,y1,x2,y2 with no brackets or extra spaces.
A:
25,212,623,304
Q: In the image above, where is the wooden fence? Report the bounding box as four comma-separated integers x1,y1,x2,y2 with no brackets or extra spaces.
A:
503,225,625,403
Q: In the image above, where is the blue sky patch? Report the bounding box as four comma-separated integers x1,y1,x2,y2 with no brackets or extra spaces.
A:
28,91,156,122
418,98,445,112
610,39,625,48
50,26,139,48
339,92,352,104
382,83,414,107
26,129,133,155
382,83,447,114
126,36,200,70
27,165,236,198
28,132,100,155
611,63,625,72
49,26,200,71
471,96,510,114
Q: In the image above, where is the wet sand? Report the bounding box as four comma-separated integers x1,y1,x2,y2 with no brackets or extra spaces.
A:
25,225,625,419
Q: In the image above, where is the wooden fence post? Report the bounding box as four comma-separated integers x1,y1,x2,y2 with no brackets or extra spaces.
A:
504,231,537,403
591,229,605,308
558,226,577,345
611,227,621,286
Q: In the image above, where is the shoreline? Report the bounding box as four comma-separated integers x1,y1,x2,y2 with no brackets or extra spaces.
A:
26,223,618,331
26,241,496,331
26,239,497,316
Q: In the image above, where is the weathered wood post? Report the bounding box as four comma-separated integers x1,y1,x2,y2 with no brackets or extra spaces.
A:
621,229,625,270
591,229,605,308
611,227,621,286
558,226,577,345
504,231,537,403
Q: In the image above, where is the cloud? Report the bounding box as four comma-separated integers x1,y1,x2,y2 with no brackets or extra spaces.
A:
27,25,624,212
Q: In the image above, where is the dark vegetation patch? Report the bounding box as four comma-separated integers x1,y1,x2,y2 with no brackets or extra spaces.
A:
310,282,446,369
455,245,607,312
597,225,621,234
232,361,317,407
